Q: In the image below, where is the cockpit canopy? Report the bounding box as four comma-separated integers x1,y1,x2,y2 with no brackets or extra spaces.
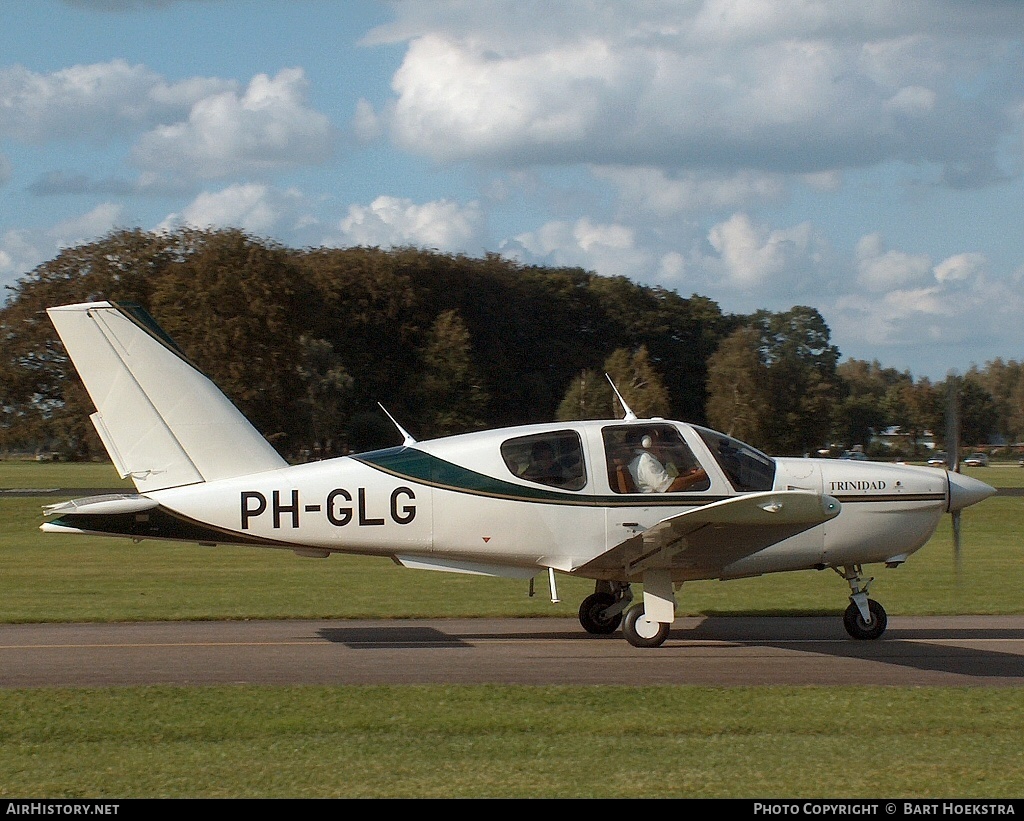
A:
500,421,776,494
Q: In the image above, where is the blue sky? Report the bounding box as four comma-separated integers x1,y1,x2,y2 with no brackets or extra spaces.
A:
2,1,1023,381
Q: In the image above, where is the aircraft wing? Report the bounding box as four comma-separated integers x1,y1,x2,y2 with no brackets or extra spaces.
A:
576,490,840,579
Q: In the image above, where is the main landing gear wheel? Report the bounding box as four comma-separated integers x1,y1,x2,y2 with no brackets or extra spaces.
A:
843,599,888,640
622,606,670,648
578,592,621,635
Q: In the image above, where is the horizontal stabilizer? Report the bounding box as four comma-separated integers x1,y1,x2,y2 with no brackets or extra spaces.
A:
43,493,158,517
47,301,287,492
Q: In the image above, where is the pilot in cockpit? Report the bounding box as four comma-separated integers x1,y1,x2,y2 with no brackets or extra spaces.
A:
627,428,708,493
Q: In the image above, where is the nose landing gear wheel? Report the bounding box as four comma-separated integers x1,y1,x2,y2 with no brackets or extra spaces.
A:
623,606,670,648
578,592,621,635
843,599,887,640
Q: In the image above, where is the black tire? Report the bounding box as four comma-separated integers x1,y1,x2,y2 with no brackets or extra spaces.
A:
622,606,670,648
578,592,621,634
843,599,888,640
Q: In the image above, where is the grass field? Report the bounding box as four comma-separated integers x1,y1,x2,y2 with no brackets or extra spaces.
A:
1,460,1022,798
3,461,1021,622
2,686,1024,798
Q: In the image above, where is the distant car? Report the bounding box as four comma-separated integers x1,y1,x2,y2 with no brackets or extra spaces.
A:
963,452,989,467
927,452,947,466
839,451,868,461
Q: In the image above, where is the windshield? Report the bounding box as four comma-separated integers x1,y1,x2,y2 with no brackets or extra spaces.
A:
695,427,776,492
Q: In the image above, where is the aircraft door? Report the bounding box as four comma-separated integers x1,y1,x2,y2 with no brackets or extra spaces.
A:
596,423,712,550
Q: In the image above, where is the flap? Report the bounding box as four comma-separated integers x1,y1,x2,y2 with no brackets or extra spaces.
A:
393,554,538,579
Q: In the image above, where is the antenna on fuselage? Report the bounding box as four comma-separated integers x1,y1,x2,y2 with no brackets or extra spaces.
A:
605,374,637,421
378,403,417,446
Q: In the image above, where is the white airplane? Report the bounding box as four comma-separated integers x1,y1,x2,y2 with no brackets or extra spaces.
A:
42,301,996,648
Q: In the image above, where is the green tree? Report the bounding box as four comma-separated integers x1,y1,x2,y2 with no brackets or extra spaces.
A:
147,228,314,455
832,359,914,452
585,276,728,423
557,346,671,421
556,370,613,421
750,307,841,455
885,380,936,458
0,228,179,457
967,359,1024,444
294,245,421,428
953,374,999,448
602,346,671,419
705,326,771,447
296,335,353,458
416,309,489,437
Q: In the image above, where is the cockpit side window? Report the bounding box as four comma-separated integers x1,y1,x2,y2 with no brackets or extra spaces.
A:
695,427,776,492
602,423,711,494
501,430,587,491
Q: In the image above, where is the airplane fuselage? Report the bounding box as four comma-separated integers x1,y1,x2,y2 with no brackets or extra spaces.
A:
47,419,967,584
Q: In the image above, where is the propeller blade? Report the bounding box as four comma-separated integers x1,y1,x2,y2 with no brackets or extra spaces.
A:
946,371,960,474
952,510,962,577
946,371,962,577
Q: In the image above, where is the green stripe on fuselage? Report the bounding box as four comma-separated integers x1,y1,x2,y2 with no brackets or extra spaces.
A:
353,447,725,507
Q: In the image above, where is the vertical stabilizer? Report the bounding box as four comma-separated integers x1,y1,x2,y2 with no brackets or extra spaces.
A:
47,301,287,492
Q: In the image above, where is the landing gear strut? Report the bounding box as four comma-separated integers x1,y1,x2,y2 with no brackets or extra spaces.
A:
578,581,632,635
836,564,888,640
580,571,676,647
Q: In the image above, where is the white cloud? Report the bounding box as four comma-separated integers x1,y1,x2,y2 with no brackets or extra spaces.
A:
934,252,986,285
0,204,124,291
132,68,336,180
855,233,932,292
375,2,1019,183
0,60,336,184
855,237,988,295
158,183,307,237
506,217,650,278
594,167,787,218
0,60,230,142
706,212,824,290
49,202,124,247
352,98,384,143
827,244,1008,377
0,229,42,281
387,33,625,162
885,85,937,116
333,195,484,252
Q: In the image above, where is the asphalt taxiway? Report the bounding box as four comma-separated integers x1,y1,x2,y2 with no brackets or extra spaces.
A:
1,616,1023,687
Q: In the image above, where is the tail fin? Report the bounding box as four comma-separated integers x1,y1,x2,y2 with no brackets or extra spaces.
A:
47,301,287,492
